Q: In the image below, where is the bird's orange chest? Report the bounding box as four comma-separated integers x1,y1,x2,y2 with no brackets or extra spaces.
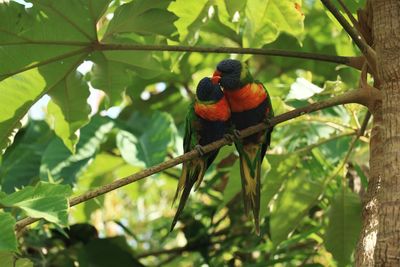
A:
194,97,231,121
224,83,267,112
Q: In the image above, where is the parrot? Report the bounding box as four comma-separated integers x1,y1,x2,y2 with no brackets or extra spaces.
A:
171,77,231,231
212,59,274,235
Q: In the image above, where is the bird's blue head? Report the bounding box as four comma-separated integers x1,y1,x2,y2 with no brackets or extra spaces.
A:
196,77,224,102
213,59,243,90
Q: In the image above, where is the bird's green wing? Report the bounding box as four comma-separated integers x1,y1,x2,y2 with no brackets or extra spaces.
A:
183,102,201,152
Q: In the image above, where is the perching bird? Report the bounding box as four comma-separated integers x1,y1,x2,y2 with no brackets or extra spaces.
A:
212,59,274,235
171,77,231,231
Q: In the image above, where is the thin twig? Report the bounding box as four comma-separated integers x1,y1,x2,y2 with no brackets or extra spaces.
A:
320,0,375,64
14,88,373,231
336,0,360,29
293,131,356,154
358,111,371,137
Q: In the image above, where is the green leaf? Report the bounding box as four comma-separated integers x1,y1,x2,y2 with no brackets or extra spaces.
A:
104,0,178,40
221,160,241,205
89,52,131,107
168,0,210,42
270,174,324,246
259,154,296,218
201,8,240,44
102,49,166,79
0,182,71,225
116,112,176,168
325,190,362,267
0,212,17,252
0,0,111,153
0,253,33,267
243,0,279,48
78,237,145,267
266,0,304,40
0,0,110,79
0,121,53,193
243,0,304,47
40,116,114,184
29,0,111,41
224,0,246,17
47,72,91,153
0,55,87,154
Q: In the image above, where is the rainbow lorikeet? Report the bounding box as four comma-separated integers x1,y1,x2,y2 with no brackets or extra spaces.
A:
212,59,274,235
171,77,231,231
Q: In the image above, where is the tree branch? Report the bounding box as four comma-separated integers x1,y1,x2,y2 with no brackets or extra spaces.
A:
94,43,355,67
336,0,360,30
320,0,376,65
14,88,378,231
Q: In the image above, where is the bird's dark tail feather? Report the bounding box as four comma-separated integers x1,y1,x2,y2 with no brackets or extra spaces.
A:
170,159,205,232
238,144,262,235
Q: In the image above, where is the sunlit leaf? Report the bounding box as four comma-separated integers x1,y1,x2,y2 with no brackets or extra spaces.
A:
168,0,210,42
47,72,91,153
0,212,17,252
0,252,33,267
0,182,72,225
89,52,131,107
0,0,110,153
243,0,279,48
0,56,87,154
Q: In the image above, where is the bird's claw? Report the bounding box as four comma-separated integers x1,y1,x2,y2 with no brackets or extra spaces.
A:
263,118,272,127
223,134,235,144
233,129,241,139
195,145,205,156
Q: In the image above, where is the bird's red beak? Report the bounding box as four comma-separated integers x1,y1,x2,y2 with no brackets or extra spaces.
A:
211,70,221,85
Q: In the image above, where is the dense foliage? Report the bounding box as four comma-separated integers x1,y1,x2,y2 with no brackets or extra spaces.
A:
0,0,367,266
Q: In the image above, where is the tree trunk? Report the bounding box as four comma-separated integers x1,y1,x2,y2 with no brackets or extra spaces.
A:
371,0,400,265
356,105,382,266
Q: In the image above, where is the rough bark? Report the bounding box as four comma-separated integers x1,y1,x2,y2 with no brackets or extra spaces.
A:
372,0,400,265
356,103,382,266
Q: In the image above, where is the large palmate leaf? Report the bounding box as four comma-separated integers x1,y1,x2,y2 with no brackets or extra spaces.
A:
102,49,166,80
0,212,17,252
47,72,91,153
117,111,176,168
0,0,110,153
0,121,54,193
0,56,86,154
103,0,178,40
0,182,72,225
40,116,114,184
325,190,362,267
